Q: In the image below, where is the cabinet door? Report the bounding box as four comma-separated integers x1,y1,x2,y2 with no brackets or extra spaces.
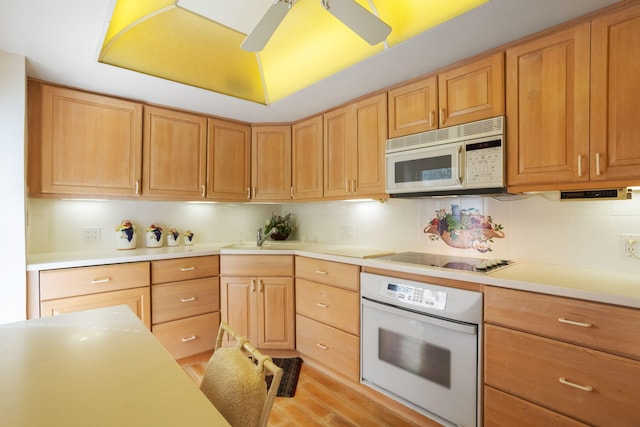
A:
354,93,387,197
506,23,591,189
292,115,323,200
590,3,640,184
251,125,291,201
207,118,251,201
33,83,142,197
438,52,505,128
143,106,207,199
257,277,295,349
324,105,355,198
387,76,438,138
220,276,255,345
40,287,151,329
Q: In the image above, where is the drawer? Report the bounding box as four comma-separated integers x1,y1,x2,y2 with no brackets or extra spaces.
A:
295,256,360,291
485,324,640,427
40,262,150,300
296,314,359,382
152,277,220,324
151,256,219,284
153,312,220,360
485,286,640,359
484,386,589,427
220,255,293,276
40,287,151,329
295,279,359,335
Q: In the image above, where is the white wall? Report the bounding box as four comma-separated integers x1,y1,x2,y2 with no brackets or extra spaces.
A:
0,50,27,323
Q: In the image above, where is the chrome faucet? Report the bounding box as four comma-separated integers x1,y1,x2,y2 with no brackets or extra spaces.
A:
257,226,276,247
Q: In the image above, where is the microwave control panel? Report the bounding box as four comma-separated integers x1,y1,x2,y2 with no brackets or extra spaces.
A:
465,138,503,186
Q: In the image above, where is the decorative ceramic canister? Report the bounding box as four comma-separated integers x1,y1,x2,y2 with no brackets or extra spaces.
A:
184,230,194,246
146,224,163,248
167,228,180,246
115,220,136,250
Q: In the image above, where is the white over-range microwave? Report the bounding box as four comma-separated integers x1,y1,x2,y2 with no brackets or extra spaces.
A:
386,116,507,197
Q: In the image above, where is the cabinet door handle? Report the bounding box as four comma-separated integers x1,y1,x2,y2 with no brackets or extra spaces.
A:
257,279,263,293
577,154,583,177
290,186,294,198
201,184,206,197
247,187,251,199
90,277,111,284
180,267,196,272
429,110,435,127
316,343,328,350
181,335,197,343
558,317,592,328
316,302,328,308
315,270,328,275
135,180,140,195
250,279,256,292
559,377,593,392
440,108,445,126
595,152,602,176
180,297,196,303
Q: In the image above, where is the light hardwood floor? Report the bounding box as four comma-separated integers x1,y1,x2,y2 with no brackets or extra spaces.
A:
179,351,430,427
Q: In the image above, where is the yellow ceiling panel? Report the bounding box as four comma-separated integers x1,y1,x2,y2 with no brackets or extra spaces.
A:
99,0,489,105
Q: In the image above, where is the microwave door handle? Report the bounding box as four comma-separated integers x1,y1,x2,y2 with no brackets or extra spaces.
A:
458,146,464,184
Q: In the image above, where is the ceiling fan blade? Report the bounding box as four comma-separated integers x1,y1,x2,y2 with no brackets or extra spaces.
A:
241,0,293,52
321,0,391,45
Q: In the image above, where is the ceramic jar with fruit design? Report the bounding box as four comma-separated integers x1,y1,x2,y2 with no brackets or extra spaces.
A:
115,220,136,250
146,224,163,248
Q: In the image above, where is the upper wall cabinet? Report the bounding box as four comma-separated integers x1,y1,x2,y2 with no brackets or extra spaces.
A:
507,2,640,191
207,118,251,202
324,93,387,199
143,106,207,199
251,125,292,201
28,82,143,198
292,115,324,201
388,52,504,138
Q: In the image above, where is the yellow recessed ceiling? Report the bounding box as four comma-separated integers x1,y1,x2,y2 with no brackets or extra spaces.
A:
99,0,488,105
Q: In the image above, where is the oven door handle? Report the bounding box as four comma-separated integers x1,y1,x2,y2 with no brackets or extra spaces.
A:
361,297,478,335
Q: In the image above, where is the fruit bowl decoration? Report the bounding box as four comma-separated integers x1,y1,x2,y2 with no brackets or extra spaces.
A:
184,230,194,246
167,228,180,246
115,220,136,250
423,204,505,253
265,212,295,241
146,224,163,248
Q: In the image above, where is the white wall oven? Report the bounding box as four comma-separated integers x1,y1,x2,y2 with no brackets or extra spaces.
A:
360,272,483,427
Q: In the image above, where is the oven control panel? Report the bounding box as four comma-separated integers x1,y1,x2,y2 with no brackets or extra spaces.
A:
379,282,447,310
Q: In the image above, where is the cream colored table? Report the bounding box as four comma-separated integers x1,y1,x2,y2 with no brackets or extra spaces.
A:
0,305,229,426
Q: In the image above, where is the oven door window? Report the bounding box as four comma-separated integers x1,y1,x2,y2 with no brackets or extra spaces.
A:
361,299,477,427
386,143,463,193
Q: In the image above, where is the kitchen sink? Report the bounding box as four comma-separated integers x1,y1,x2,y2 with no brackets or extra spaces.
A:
222,241,307,251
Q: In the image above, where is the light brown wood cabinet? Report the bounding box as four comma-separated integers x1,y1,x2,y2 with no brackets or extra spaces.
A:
143,105,207,199
484,286,640,426
38,262,151,328
292,115,324,200
324,93,387,199
388,52,504,138
220,255,295,349
507,3,640,191
206,118,251,201
251,125,292,201
27,82,143,198
150,256,220,359
294,256,360,382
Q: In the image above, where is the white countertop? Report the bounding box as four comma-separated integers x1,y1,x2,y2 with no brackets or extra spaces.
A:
0,305,230,426
27,242,640,309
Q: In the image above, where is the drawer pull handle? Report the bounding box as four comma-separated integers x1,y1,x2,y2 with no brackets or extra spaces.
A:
559,377,593,392
90,278,111,284
181,335,197,342
316,343,328,350
180,267,196,272
558,317,592,328
315,270,328,275
316,302,328,308
180,297,196,303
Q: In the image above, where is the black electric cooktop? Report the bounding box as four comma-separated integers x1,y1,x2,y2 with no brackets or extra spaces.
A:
375,252,513,273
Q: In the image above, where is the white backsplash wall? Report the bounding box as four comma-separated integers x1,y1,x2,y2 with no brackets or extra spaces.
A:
283,191,640,274
27,199,276,254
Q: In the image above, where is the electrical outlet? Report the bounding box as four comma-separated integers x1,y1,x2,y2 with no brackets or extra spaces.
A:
83,226,101,243
620,234,639,257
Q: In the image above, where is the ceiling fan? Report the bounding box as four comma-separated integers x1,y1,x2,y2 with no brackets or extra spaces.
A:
241,0,392,52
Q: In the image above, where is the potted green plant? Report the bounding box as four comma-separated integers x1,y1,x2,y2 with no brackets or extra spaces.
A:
265,213,295,240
